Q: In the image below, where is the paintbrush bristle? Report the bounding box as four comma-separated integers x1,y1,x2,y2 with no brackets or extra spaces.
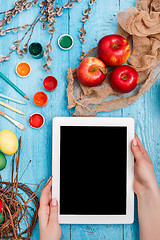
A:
18,123,25,131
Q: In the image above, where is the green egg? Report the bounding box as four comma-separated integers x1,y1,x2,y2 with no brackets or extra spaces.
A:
0,152,7,171
0,212,4,224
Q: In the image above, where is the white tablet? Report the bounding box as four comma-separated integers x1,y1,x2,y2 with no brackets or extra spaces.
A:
52,117,134,224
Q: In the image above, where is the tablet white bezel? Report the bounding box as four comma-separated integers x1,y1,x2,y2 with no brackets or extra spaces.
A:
52,117,134,224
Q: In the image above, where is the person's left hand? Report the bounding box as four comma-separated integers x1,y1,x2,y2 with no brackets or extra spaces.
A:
38,177,61,240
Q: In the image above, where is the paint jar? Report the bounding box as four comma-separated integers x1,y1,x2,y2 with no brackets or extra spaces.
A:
43,76,58,91
33,92,48,107
58,34,73,50
16,62,31,77
29,113,45,129
29,42,44,59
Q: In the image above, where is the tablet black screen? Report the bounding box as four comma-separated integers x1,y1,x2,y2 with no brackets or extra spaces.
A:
60,126,127,215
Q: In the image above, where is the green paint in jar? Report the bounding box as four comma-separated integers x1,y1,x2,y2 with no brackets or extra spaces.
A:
58,34,73,50
29,42,44,59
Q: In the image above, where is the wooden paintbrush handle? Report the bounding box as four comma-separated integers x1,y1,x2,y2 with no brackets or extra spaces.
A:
0,100,25,115
0,111,25,130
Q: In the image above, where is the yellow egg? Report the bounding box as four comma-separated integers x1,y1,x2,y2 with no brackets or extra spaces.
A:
0,129,18,155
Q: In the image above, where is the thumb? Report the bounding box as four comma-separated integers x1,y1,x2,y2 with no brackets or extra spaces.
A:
49,198,59,224
131,138,143,163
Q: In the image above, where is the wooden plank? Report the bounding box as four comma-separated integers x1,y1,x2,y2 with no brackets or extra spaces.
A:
118,0,160,239
122,74,160,240
2,0,159,240
71,224,123,240
69,0,123,239
0,0,71,239
118,0,139,239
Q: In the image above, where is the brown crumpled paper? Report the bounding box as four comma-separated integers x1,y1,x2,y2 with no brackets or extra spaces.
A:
67,0,160,116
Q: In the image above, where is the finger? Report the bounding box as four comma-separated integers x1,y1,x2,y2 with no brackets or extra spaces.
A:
49,198,59,224
135,134,150,160
131,137,144,163
39,177,52,227
40,177,52,208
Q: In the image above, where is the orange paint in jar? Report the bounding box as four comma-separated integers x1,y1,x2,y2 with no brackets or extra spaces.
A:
16,62,31,77
33,92,48,107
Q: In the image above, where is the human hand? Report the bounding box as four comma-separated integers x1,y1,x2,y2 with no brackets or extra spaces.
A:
131,134,160,198
38,177,61,240
131,134,160,240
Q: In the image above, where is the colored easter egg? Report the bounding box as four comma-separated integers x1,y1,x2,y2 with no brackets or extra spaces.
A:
0,153,7,170
0,200,3,212
0,130,18,155
0,212,4,224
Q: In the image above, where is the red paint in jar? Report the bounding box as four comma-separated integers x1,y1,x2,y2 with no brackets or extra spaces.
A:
43,76,58,91
29,113,44,129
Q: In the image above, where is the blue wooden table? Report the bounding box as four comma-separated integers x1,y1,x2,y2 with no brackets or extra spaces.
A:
0,0,160,239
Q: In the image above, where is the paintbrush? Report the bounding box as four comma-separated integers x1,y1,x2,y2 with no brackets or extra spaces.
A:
0,94,26,105
0,110,25,131
0,100,25,115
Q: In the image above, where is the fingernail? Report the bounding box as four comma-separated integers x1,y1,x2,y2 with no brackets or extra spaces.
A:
133,138,137,146
51,198,57,207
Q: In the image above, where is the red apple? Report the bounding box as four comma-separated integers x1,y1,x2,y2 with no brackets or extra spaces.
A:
110,65,138,93
77,57,107,87
97,34,130,66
